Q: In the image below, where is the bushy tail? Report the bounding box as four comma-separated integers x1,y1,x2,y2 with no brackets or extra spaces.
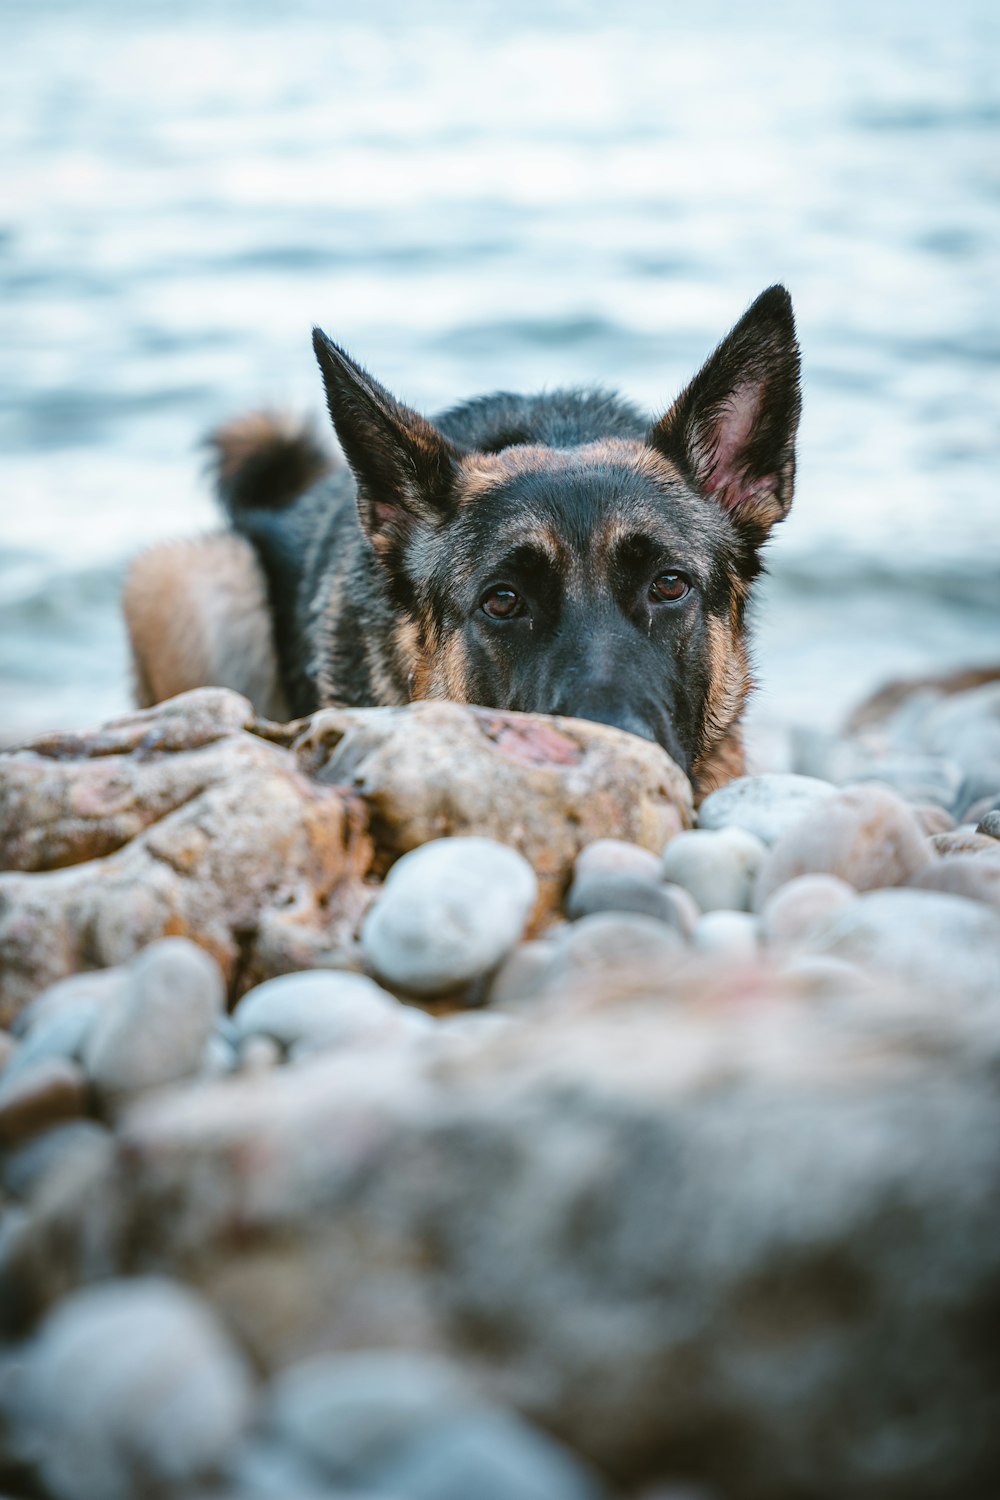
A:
206,411,333,517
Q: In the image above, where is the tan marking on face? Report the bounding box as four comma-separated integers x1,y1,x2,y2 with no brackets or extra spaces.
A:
701,615,752,753
425,633,472,702
457,439,684,504
122,534,288,720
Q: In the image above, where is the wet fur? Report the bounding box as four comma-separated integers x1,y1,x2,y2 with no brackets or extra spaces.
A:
125,288,801,797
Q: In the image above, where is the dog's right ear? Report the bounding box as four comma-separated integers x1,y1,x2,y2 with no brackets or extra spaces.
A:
312,329,462,560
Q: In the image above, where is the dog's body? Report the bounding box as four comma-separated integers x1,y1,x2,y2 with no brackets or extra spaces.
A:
125,286,801,798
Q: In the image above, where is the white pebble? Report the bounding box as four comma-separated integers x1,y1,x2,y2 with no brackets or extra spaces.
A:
362,838,538,997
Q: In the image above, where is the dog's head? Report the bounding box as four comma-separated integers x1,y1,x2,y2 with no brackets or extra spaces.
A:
312,287,800,786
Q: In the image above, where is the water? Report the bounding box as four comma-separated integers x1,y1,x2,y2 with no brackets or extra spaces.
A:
2,0,999,742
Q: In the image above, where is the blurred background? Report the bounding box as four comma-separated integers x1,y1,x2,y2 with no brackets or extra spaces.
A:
2,0,998,744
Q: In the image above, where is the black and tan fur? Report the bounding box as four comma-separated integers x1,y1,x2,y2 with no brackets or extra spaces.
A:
124,286,801,797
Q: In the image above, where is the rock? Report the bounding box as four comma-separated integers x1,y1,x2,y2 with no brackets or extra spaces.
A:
979,809,1000,839
1,1120,109,1202
265,1351,603,1500
0,689,374,1022
362,838,538,997
753,785,932,910
566,870,686,927
759,874,857,950
846,755,963,809
697,773,835,846
485,939,565,1009
691,911,759,959
14,956,996,1500
2,1003,100,1086
661,828,766,913
573,840,665,882
955,764,1000,820
234,969,411,1052
12,968,127,1040
0,1057,87,1145
84,939,225,1109
501,912,686,1012
660,883,701,936
810,888,1000,1004
239,1034,283,1074
201,1032,237,1077
566,841,683,928
265,1350,477,1481
912,803,956,838
909,855,1000,915
930,829,1000,858
16,1277,253,1500
376,1411,605,1500
296,698,693,921
0,691,693,1020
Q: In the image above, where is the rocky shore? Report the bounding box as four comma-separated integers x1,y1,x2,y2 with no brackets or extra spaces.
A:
1,674,999,1499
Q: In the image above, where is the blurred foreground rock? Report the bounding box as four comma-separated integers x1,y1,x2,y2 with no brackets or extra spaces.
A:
1,668,1000,1500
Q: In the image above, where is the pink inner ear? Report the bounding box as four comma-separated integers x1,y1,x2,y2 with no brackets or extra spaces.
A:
699,382,767,512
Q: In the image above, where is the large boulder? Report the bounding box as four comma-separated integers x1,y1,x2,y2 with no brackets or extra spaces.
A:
0,690,692,1022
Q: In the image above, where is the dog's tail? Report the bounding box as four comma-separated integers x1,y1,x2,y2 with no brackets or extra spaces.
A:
207,411,334,518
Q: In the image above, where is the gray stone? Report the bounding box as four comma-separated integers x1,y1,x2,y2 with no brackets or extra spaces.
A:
955,762,1000,820
759,874,857,950
265,1351,603,1500
12,968,126,1040
754,785,932,910
0,1057,87,1145
202,1032,238,1077
13,957,1000,1500
84,938,225,1109
234,969,411,1052
566,870,687,927
845,755,963,809
661,828,767,913
266,1351,479,1482
17,1277,253,1500
2,1003,100,1086
239,1034,283,1073
362,837,538,996
573,839,664,882
979,809,1000,839
810,888,1000,1004
697,773,835,846
1,1120,109,1203
376,1412,606,1500
691,910,759,959
910,854,1000,915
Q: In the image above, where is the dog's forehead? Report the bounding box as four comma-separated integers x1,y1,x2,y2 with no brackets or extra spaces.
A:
454,439,721,560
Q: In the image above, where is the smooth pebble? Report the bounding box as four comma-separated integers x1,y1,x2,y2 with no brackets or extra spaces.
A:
697,772,835,846
362,838,538,996
20,1277,253,1500
759,874,857,949
234,969,408,1052
661,827,766,913
754,785,932,910
84,939,225,1109
691,910,759,959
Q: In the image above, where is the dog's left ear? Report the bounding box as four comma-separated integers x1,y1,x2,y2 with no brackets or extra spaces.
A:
312,329,462,559
649,285,801,539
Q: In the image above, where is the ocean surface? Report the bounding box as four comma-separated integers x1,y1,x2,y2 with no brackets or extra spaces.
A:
2,0,999,744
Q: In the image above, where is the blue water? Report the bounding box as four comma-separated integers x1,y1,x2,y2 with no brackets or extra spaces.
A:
2,0,999,741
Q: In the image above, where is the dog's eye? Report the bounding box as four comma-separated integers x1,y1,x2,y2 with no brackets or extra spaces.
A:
481,587,524,620
649,571,691,604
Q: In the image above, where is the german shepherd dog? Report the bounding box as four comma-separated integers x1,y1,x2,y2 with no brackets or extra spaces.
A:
124,286,800,798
